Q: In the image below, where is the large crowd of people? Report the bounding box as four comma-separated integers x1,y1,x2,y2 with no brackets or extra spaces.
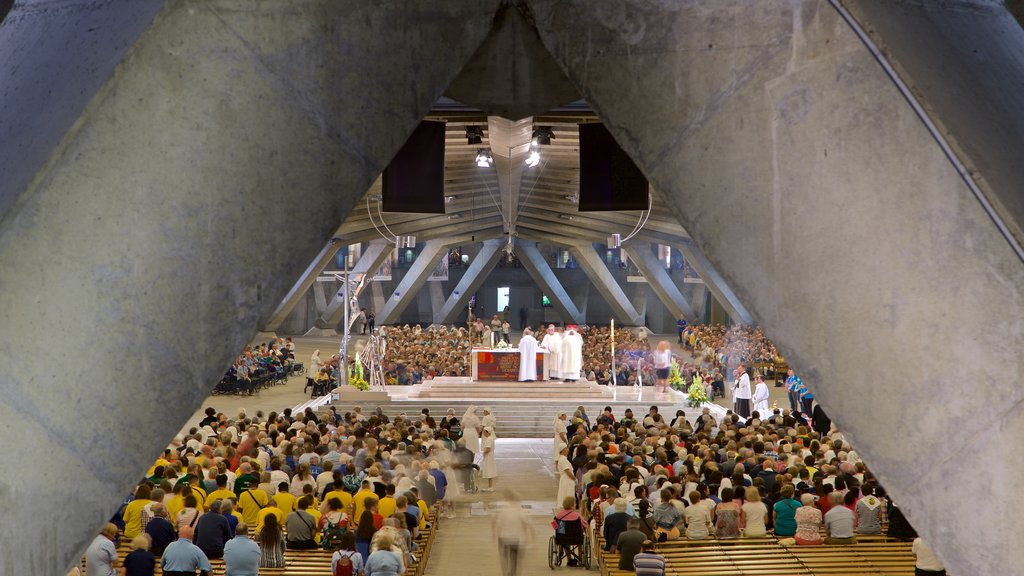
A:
683,324,783,369
215,338,300,395
81,401,501,576
552,401,935,574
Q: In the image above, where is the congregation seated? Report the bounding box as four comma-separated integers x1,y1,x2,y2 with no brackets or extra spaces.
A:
378,324,472,383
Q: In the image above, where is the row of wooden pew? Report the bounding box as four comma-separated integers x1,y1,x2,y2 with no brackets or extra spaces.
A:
76,509,440,576
596,532,924,576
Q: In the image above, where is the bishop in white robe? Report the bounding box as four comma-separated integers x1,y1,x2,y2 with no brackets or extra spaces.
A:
560,326,584,381
517,329,540,381
539,325,562,380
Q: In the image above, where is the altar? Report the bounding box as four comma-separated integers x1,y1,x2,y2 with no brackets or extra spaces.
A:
471,348,547,381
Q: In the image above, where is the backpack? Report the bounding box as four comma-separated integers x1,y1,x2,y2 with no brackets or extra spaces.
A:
333,551,355,576
321,516,349,550
341,471,364,493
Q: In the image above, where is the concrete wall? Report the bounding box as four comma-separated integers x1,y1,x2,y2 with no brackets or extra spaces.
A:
0,1,499,572
529,1,1024,573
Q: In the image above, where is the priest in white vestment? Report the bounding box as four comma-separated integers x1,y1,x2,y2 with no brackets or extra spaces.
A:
539,325,562,380
560,325,584,382
517,328,540,381
752,375,770,414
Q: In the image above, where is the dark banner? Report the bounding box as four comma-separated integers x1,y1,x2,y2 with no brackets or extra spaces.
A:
475,351,545,381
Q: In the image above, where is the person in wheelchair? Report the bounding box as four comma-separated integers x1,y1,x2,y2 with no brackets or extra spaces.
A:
550,496,589,568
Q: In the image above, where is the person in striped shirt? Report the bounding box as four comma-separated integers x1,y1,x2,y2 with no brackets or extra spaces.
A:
632,540,666,576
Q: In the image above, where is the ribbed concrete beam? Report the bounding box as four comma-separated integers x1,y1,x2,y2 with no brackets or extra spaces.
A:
262,240,341,332
529,2,1024,573
672,242,753,325
316,239,392,330
623,242,697,323
435,239,505,325
377,237,473,325
570,242,643,325
516,240,584,325
0,2,500,572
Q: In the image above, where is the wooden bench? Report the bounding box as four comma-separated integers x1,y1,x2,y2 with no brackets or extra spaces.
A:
596,532,922,576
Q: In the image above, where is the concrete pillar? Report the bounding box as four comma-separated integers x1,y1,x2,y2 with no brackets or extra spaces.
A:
262,240,341,333
435,239,505,325
529,2,1024,573
316,239,392,330
623,242,697,323
570,243,643,325
516,240,584,325
674,242,753,325
0,2,500,572
377,238,469,325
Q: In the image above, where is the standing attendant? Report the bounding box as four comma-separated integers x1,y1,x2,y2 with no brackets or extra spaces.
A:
501,319,511,343
555,443,576,508
480,427,497,492
653,341,672,394
552,413,569,462
752,375,770,415
785,369,801,413
540,325,563,380
517,329,540,381
518,305,528,330
800,382,815,415
733,365,752,418
560,326,584,382
482,408,497,438
461,406,481,455
366,311,375,333
676,316,687,344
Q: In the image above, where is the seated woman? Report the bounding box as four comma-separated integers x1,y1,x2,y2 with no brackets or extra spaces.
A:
740,487,768,538
855,486,883,534
793,494,823,545
714,487,743,539
552,496,587,566
651,488,684,542
683,491,712,540
772,484,802,538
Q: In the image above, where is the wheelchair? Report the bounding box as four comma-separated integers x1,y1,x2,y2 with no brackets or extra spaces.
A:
548,513,591,569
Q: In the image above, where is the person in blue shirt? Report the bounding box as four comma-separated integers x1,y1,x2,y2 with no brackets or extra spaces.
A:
676,316,687,343
161,525,213,576
364,532,405,576
800,383,815,415
223,523,261,576
784,369,802,413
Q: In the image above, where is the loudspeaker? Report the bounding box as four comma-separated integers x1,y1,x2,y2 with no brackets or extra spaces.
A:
578,123,649,212
382,120,446,213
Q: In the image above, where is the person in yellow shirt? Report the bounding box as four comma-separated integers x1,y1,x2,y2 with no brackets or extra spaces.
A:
351,481,378,526
377,484,397,519
410,486,430,531
300,483,320,510
204,474,236,509
255,504,286,534
122,484,153,539
272,482,297,513
237,477,269,528
320,481,353,517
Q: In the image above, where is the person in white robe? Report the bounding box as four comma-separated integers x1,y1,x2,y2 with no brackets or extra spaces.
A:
559,326,584,382
552,413,568,463
555,443,576,509
517,329,540,381
462,406,481,455
752,375,770,414
733,365,752,418
480,427,497,491
539,325,562,380
482,407,497,438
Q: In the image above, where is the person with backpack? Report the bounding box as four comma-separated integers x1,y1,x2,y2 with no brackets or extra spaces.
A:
331,532,364,576
320,497,351,551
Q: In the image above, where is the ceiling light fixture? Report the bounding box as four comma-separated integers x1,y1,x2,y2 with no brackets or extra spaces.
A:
525,150,541,167
532,126,554,146
559,214,575,220
448,213,462,219
465,126,483,145
475,148,493,168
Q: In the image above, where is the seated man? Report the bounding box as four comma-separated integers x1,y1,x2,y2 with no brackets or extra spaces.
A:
552,496,587,567
823,492,857,545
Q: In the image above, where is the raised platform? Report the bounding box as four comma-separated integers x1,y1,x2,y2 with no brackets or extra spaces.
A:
406,376,613,400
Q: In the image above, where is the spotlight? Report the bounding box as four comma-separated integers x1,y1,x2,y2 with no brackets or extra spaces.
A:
525,150,540,167
532,126,554,146
448,213,462,219
475,148,493,168
608,233,622,249
445,195,457,203
465,126,483,145
559,214,575,221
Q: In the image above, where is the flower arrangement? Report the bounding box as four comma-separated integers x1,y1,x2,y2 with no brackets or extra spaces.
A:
668,359,686,391
686,380,710,408
494,339,511,350
348,357,370,391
